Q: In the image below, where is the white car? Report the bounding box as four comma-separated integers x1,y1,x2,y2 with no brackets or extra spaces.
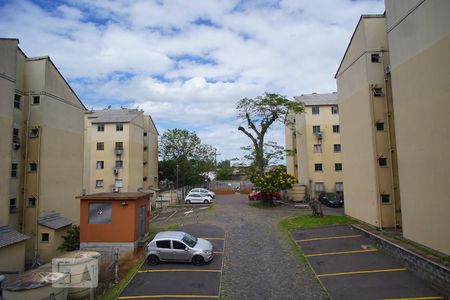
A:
185,193,213,204
188,188,215,198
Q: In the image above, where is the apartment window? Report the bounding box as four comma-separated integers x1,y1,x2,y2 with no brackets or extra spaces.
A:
115,160,123,168
97,142,104,150
378,157,388,167
12,128,20,143
96,180,104,188
32,96,40,104
30,128,39,138
41,233,49,242
371,53,381,63
314,163,323,171
143,161,148,166
312,106,320,115
143,146,148,151
29,163,37,172
28,197,36,207
315,182,325,192
143,176,148,181
312,126,321,134
143,132,147,136
115,142,123,150
331,105,339,114
115,179,123,188
376,122,384,131
334,144,341,152
9,198,17,214
96,161,104,169
313,144,322,153
333,125,340,133
335,163,342,171
373,87,384,97
381,194,390,204
336,182,344,192
116,123,123,131
14,94,21,109
11,163,18,177
97,124,105,132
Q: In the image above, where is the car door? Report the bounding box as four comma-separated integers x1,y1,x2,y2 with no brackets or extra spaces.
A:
190,193,201,203
155,240,172,260
171,240,191,262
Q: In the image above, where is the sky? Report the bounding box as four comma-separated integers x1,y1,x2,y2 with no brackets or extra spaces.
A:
0,0,384,163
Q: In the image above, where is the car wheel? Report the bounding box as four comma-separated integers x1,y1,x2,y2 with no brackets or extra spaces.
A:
192,255,205,266
186,200,191,204
204,200,208,204
147,255,159,266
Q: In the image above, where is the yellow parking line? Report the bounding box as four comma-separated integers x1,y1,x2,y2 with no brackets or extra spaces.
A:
138,269,221,273
118,295,219,299
306,249,378,257
317,268,407,277
296,234,362,242
378,297,444,300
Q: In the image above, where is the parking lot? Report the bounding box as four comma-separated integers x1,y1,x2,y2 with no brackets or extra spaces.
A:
119,223,225,300
294,225,445,300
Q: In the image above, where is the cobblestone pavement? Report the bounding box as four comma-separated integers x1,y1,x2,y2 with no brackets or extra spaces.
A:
152,194,330,300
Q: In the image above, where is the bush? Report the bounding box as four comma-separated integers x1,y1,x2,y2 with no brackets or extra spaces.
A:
58,225,80,251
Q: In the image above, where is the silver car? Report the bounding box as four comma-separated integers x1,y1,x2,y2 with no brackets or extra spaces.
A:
146,231,214,266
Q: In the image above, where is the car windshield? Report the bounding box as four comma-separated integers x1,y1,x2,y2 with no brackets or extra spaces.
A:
326,193,338,201
182,233,197,247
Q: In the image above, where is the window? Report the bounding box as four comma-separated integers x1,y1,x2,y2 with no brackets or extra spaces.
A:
312,106,320,115
97,142,104,150
333,125,340,133
95,180,104,188
115,179,123,188
32,96,40,104
96,161,104,169
11,163,18,177
314,164,323,171
28,197,36,207
336,182,344,192
156,240,171,249
334,144,341,152
381,194,390,204
312,126,321,134
29,163,37,172
143,161,148,166
97,124,104,132
331,105,339,114
12,128,20,144
30,128,39,138
376,122,384,131
9,198,17,214
315,182,325,192
41,233,49,242
313,144,322,153
371,53,381,63
143,176,147,181
173,241,186,250
335,163,342,171
143,146,148,151
373,87,384,97
143,132,147,136
89,202,112,224
14,94,21,109
378,157,388,167
116,123,123,131
115,160,123,168
115,142,123,150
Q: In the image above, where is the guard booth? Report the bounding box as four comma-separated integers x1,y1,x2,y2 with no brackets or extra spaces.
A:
78,192,152,254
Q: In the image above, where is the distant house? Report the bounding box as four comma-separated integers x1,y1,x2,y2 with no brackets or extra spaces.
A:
38,213,72,263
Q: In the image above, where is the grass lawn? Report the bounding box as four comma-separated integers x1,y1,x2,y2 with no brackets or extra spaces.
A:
280,215,354,231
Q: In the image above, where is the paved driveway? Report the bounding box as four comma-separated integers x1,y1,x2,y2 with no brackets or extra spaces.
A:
119,223,225,300
294,225,445,300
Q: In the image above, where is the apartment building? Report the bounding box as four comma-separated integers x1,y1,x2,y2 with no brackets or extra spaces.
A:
83,108,159,194
336,0,450,255
285,93,343,198
0,38,86,269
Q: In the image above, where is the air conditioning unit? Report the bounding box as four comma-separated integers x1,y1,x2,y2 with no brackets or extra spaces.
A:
384,64,391,74
113,168,119,175
13,142,20,150
115,149,123,156
112,187,119,193
314,132,323,140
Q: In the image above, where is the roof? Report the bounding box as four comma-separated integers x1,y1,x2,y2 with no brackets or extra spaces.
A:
294,93,338,106
78,192,153,200
86,108,143,124
154,231,186,240
0,226,30,248
38,213,72,230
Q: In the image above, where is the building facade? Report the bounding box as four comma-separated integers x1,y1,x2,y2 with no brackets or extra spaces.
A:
285,93,343,198
83,109,159,194
0,38,86,267
336,0,450,255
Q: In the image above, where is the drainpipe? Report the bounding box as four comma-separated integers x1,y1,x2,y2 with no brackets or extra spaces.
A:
32,124,42,268
21,94,31,233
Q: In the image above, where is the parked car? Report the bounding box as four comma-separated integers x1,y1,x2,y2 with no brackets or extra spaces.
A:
248,191,281,201
146,231,214,266
318,192,344,207
188,188,215,198
185,193,213,204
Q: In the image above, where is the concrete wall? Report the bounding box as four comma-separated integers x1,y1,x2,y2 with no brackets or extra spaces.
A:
0,242,26,272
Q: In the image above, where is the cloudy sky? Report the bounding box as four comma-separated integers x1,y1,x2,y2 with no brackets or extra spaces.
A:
0,0,384,162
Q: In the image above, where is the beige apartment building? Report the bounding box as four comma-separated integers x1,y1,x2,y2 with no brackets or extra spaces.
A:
0,38,86,269
83,108,159,194
285,93,343,199
336,0,450,255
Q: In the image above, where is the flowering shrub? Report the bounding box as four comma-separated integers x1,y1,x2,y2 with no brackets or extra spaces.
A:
252,166,296,195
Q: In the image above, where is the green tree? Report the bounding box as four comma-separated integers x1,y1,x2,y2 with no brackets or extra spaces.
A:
58,225,80,252
216,160,234,180
236,93,304,177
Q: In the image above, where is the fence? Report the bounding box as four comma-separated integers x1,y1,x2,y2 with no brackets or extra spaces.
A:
208,181,253,193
